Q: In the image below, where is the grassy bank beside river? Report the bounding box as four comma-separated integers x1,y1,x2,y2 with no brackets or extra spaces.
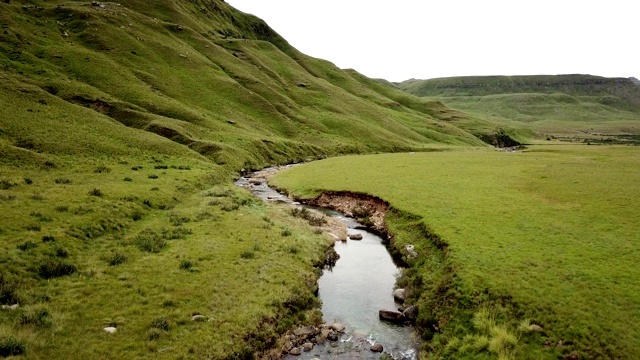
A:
270,145,640,359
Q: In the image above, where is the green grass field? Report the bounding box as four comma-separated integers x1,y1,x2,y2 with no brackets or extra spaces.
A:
270,145,640,359
0,157,332,358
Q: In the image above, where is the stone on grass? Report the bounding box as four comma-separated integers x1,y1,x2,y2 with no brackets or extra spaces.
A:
103,326,117,333
393,288,406,303
191,315,206,322
370,343,384,352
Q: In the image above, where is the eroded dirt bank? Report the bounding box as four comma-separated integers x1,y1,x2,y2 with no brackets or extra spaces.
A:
304,191,390,236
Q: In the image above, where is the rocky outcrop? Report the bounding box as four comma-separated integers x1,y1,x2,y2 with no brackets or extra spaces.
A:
379,310,406,323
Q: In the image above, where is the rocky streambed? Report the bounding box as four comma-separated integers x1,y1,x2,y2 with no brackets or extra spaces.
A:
235,167,418,360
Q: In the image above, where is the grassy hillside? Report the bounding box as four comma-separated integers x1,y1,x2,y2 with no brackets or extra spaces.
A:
0,0,495,358
398,75,640,141
271,146,640,359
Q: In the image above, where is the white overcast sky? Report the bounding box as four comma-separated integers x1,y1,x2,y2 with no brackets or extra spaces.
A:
226,1,637,82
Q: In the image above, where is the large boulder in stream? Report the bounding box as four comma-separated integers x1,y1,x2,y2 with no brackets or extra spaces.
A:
379,310,406,323
349,233,363,240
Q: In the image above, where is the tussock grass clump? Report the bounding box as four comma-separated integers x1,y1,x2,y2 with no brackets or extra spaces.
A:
149,317,170,331
93,166,111,174
41,235,55,243
37,260,77,279
240,251,254,259
107,253,127,266
17,306,53,328
23,178,33,185
0,274,21,305
0,335,26,357
179,259,193,270
88,188,103,197
54,205,69,212
30,193,45,201
54,178,71,184
281,228,292,237
123,177,133,182
289,207,327,226
0,179,17,190
134,230,167,253
25,224,41,232
148,174,159,179
17,241,38,251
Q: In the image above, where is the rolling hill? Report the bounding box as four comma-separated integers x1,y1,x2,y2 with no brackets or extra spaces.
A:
398,75,640,142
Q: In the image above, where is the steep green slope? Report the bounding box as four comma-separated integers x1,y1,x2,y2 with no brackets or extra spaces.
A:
399,75,640,141
0,0,485,171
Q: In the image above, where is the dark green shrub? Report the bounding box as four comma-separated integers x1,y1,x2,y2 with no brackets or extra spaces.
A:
42,161,56,170
132,211,143,221
154,165,168,169
287,246,299,254
23,177,33,185
30,193,45,201
143,199,152,207
281,228,292,237
25,224,41,232
54,178,71,184
54,247,69,258
161,227,192,240
54,205,68,212
42,235,55,242
150,187,159,191
17,241,38,251
149,317,170,331
131,165,142,171
123,177,133,182
147,328,162,340
107,253,127,266
179,260,193,270
169,214,191,226
0,336,26,357
88,188,103,197
148,174,159,179
37,260,76,279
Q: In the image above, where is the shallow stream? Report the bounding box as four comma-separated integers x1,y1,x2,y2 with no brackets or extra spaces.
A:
236,169,417,359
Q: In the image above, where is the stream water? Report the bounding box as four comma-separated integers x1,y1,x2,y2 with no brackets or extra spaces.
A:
235,170,418,359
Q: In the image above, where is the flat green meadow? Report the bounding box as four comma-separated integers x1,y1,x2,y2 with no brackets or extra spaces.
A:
270,145,640,359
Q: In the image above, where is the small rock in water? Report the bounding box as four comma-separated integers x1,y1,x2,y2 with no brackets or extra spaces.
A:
289,347,302,356
302,342,313,352
331,323,345,333
103,326,117,333
379,309,406,323
349,233,363,240
370,343,384,352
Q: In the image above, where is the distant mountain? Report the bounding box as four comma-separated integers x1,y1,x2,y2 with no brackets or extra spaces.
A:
398,75,640,140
